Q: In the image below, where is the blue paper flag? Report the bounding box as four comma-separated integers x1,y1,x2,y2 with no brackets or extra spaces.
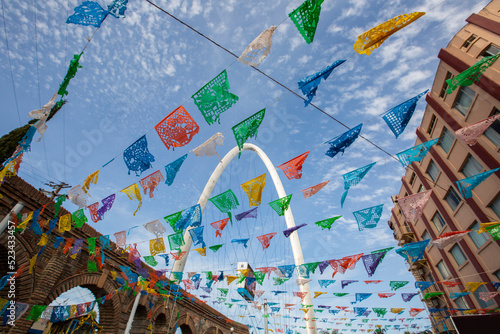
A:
107,0,128,18
415,281,434,291
355,293,372,303
278,264,296,278
396,240,430,262
325,124,362,159
188,226,205,248
456,168,500,199
66,1,108,28
231,238,250,248
353,204,384,231
165,154,188,186
396,138,438,167
318,280,336,288
340,162,376,208
175,204,202,231
354,307,368,317
382,90,428,138
123,135,155,176
298,60,346,106
158,253,169,266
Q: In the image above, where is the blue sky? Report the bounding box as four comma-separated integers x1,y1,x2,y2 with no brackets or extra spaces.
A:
0,0,490,332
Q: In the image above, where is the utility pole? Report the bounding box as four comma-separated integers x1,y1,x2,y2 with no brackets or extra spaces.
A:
264,298,268,334
39,181,71,200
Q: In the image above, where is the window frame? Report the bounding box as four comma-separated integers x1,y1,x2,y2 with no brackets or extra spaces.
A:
438,127,455,154
473,284,495,308
427,160,439,182
439,73,453,99
454,296,469,309
490,194,500,220
422,230,430,241
481,44,500,57
462,34,478,49
445,187,461,212
409,172,416,186
437,260,451,279
450,244,467,267
484,107,500,147
453,86,476,116
469,221,489,249
460,154,482,178
432,211,446,232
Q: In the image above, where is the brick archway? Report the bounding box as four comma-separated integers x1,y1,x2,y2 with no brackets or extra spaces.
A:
46,272,122,333
177,313,197,334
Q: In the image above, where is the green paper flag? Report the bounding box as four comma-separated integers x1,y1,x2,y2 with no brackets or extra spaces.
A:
209,244,224,252
255,271,266,285
446,53,500,94
26,305,48,321
203,271,213,280
191,70,239,125
269,194,293,216
209,189,239,213
315,215,342,230
389,281,409,290
332,293,349,297
164,211,183,233
303,262,320,274
288,0,325,44
424,292,443,300
143,256,158,267
232,108,265,156
168,231,185,251
87,237,96,255
58,52,83,98
54,195,67,218
218,288,229,297
72,209,88,228
273,277,290,285
485,224,500,241
87,260,98,273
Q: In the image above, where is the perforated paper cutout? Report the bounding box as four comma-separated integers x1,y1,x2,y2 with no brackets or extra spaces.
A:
68,185,89,209
193,132,225,159
353,204,383,231
241,173,266,207
123,135,155,176
144,219,167,240
298,60,345,106
277,151,310,180
209,189,239,213
447,53,500,94
210,218,229,237
457,168,500,199
396,139,438,167
341,162,376,208
58,53,83,98
232,109,265,155
268,194,292,216
397,190,432,222
155,106,200,150
325,124,362,158
288,0,325,44
121,183,142,216
165,154,188,186
301,180,329,199
353,12,425,55
238,26,277,66
139,170,164,198
257,232,277,250
191,70,239,125
382,91,428,138
66,1,108,28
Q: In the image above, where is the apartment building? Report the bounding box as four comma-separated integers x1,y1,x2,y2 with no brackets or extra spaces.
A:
388,1,500,332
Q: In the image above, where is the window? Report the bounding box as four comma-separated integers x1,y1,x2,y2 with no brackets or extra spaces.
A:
422,230,430,240
454,296,469,309
409,172,416,185
460,155,482,178
484,108,500,146
437,260,450,279
445,187,461,211
418,184,425,193
481,44,500,57
439,72,453,98
439,127,455,154
450,244,467,266
490,195,500,219
427,114,437,134
462,34,477,48
427,160,439,182
494,270,500,282
474,284,495,308
469,221,489,249
453,86,475,116
432,212,446,232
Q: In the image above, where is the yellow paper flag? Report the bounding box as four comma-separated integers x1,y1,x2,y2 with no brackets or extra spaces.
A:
82,170,99,194
58,213,72,233
241,173,266,207
121,183,143,216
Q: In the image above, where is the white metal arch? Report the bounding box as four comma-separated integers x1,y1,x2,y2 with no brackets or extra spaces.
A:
172,143,317,334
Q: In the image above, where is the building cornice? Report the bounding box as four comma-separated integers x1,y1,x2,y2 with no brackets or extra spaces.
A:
466,13,500,37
